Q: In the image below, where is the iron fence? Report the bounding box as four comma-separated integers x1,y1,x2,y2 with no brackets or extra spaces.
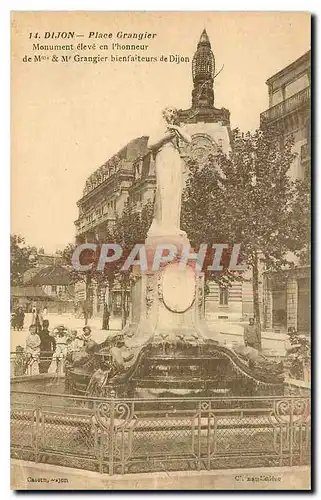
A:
11,390,310,475
11,351,66,378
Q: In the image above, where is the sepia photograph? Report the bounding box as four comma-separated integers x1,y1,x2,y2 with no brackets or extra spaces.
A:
10,11,311,491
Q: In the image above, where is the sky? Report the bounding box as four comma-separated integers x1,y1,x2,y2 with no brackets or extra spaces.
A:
11,11,311,253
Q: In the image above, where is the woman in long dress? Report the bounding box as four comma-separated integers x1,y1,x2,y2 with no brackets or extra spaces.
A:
147,107,191,238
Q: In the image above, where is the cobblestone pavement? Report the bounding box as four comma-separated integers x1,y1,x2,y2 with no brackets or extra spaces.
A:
11,312,122,352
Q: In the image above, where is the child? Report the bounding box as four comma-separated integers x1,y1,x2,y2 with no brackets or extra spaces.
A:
48,325,68,375
25,324,41,375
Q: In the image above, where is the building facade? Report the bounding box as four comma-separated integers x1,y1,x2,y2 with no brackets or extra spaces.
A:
26,265,75,314
260,50,310,181
260,51,311,334
14,251,74,313
75,30,252,321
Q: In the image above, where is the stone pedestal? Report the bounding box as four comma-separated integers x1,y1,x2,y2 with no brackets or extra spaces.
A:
124,234,212,348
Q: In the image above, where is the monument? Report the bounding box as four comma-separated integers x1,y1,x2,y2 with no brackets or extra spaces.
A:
65,107,284,399
126,106,211,348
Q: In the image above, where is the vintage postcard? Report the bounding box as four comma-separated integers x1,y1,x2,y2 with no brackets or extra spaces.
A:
11,11,311,490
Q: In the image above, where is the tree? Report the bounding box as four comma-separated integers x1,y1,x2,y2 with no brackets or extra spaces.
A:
10,234,37,286
112,200,153,327
182,125,309,349
181,156,243,294
59,241,102,324
294,174,311,267
217,127,309,344
62,199,154,326
286,327,311,380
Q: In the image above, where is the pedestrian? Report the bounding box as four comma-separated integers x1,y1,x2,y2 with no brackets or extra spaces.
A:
243,318,261,351
39,319,56,373
25,324,41,375
15,306,25,331
42,305,48,320
32,307,43,334
102,303,110,330
11,311,17,330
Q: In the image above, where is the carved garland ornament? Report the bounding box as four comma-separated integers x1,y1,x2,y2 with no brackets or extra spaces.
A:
145,275,154,317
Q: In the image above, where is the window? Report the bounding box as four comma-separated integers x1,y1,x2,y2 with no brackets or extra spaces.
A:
51,285,57,293
219,286,228,306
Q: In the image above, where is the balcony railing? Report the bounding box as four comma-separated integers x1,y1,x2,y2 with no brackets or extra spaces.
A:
261,87,310,124
76,210,116,235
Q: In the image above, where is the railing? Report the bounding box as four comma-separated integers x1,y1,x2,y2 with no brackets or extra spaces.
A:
11,351,66,378
11,391,310,475
260,87,310,124
76,210,117,234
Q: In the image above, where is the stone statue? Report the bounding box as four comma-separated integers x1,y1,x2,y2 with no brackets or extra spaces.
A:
147,107,192,238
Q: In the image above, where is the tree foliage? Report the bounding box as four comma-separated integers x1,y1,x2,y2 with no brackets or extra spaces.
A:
61,199,154,292
61,122,310,341
61,199,154,325
286,328,311,380
181,157,242,289
181,124,310,341
10,234,37,286
216,126,308,271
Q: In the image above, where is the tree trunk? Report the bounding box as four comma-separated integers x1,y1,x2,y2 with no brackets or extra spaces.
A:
107,277,114,322
121,288,127,330
85,272,92,326
252,251,262,351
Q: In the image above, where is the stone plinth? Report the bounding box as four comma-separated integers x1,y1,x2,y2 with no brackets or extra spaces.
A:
124,233,212,348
